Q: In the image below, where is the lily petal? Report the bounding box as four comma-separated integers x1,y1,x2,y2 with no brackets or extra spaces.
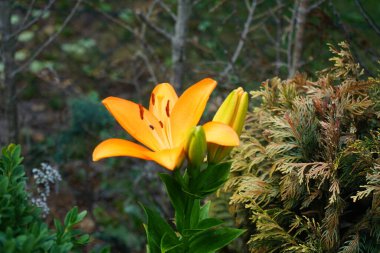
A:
203,121,240,146
103,97,166,151
170,78,217,147
93,138,183,171
149,83,178,120
148,147,184,171
149,83,178,148
93,138,152,161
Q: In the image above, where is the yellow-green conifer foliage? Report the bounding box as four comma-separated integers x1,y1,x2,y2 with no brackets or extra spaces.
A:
226,42,380,253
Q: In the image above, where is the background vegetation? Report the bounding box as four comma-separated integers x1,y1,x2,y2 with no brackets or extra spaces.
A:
226,42,380,252
0,0,379,252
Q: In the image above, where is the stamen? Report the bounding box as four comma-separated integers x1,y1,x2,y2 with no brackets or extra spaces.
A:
159,121,164,128
151,93,155,105
138,104,144,120
165,100,170,117
145,117,168,148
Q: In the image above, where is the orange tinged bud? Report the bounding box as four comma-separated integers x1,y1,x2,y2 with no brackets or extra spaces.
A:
208,87,249,163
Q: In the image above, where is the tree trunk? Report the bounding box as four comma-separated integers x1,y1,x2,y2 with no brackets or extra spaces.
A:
289,0,309,77
0,0,18,144
171,0,191,91
274,0,283,76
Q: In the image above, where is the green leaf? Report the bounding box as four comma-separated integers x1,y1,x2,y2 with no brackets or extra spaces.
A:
193,163,231,196
183,218,225,237
189,199,200,229
199,201,211,220
75,210,87,224
196,218,224,230
29,60,54,73
15,50,28,61
160,233,182,253
64,207,78,226
76,234,90,245
18,31,34,42
159,173,186,215
142,206,178,253
0,176,9,194
159,173,187,231
189,227,245,253
144,223,159,253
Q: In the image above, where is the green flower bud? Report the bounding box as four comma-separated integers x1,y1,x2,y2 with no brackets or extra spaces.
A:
208,87,249,163
185,126,207,167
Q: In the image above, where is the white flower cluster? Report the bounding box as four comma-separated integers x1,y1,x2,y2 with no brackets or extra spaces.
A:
30,163,62,217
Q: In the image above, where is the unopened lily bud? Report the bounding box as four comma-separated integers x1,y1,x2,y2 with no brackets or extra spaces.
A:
208,87,249,163
185,126,207,167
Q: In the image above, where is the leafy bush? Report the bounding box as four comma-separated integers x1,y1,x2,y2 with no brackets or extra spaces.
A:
226,42,380,252
0,144,89,253
55,91,113,161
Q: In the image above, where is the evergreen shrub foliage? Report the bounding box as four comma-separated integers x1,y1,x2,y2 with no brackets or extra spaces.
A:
0,144,89,253
55,91,113,162
226,42,380,252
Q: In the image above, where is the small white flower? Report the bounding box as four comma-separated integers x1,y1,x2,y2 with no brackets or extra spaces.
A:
29,163,62,218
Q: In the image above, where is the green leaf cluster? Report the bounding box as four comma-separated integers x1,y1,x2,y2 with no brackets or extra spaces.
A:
226,42,380,252
0,144,89,253
143,162,245,253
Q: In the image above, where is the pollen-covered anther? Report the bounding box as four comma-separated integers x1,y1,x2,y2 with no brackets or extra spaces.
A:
138,104,144,120
165,100,170,117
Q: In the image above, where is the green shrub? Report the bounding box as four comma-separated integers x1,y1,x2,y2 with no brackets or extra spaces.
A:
0,144,89,253
226,42,380,252
55,91,113,162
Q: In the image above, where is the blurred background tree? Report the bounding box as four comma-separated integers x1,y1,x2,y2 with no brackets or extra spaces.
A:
0,0,379,252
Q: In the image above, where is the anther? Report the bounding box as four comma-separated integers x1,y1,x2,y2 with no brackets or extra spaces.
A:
138,104,144,120
159,121,163,128
151,93,155,105
165,100,170,117
149,125,154,130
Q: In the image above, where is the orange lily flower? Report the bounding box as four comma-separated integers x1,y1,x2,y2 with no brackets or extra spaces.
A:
93,78,239,170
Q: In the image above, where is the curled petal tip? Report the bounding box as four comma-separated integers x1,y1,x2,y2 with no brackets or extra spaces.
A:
102,96,118,104
203,77,217,82
203,121,240,147
197,78,218,89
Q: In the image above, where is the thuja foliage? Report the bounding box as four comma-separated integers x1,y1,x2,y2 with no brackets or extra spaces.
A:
226,42,380,252
0,144,89,253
